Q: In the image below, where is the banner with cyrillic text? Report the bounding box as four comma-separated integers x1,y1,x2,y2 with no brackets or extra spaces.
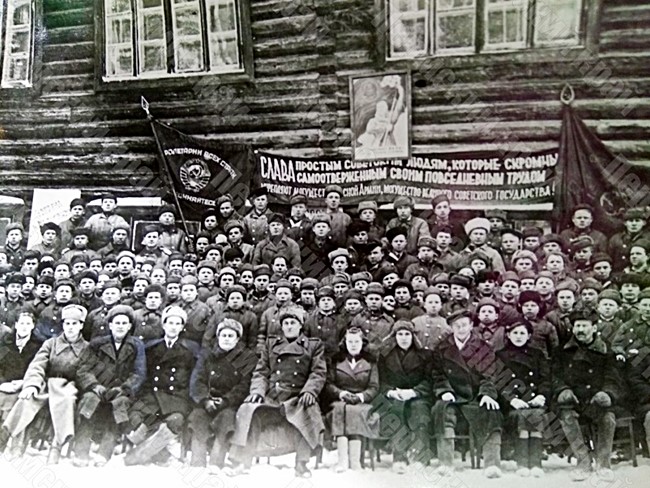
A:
256,149,558,209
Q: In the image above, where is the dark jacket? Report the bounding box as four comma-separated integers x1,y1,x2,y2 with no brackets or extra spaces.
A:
138,337,200,416
552,335,623,408
378,342,432,399
76,335,146,396
0,332,42,383
495,342,551,405
432,332,499,403
189,342,257,407
325,351,379,404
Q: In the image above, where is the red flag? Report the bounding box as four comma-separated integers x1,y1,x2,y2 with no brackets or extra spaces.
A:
554,102,650,233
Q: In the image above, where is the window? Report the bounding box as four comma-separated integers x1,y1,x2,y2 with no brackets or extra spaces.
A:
386,0,585,59
102,0,246,81
0,0,35,88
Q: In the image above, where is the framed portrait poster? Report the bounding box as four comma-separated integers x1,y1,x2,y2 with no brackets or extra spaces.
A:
350,71,411,161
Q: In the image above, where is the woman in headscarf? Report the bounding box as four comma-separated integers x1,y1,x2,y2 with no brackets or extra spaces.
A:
376,320,432,474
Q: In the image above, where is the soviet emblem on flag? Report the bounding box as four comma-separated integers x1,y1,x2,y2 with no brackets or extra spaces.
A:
180,159,211,192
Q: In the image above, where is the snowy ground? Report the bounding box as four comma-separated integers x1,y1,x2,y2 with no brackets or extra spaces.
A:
1,446,647,488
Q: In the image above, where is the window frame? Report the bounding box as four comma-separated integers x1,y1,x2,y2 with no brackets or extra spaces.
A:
377,0,603,64
0,0,43,96
94,0,253,92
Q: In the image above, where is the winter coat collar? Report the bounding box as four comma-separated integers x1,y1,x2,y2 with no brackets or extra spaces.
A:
563,335,607,354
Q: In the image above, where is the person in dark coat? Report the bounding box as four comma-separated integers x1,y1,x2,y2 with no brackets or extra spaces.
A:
495,321,551,477
73,305,146,466
124,305,200,466
228,305,326,478
375,320,432,474
251,213,301,268
202,285,258,351
349,283,394,359
326,327,380,472
0,309,42,424
188,318,257,470
431,309,503,478
552,310,623,482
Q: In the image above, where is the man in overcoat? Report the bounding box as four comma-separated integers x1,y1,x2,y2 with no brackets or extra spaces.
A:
124,305,200,466
73,305,146,466
552,309,623,482
431,309,503,478
229,305,326,478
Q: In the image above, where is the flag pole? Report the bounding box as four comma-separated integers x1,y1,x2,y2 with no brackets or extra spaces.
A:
142,96,195,253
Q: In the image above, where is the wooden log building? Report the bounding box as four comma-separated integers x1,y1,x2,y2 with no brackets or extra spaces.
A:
0,0,647,231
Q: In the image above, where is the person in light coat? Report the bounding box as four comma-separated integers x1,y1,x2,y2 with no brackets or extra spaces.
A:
0,304,89,464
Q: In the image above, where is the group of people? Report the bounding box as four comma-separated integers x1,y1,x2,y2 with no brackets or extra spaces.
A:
0,186,648,482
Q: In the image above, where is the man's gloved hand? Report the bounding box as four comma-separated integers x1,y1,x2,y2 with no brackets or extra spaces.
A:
298,392,316,407
590,391,612,408
245,394,264,404
92,384,108,399
557,389,579,405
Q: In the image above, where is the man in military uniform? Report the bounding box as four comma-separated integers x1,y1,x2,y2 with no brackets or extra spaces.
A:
125,305,200,466
251,213,301,268
0,273,26,331
97,223,131,259
553,310,622,482
137,224,170,267
4,223,26,271
34,279,75,341
559,204,608,253
608,208,650,272
229,305,326,478
84,193,129,251
243,187,273,245
349,282,394,358
286,194,312,244
60,198,87,251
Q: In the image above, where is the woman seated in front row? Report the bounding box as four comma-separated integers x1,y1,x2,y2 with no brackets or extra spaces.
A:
325,326,380,473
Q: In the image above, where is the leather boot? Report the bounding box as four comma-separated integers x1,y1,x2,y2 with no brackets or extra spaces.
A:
483,432,502,478
335,436,349,473
209,439,227,469
124,423,177,466
515,436,530,475
349,439,362,470
559,410,591,474
47,444,61,465
596,412,616,470
529,437,544,470
0,426,10,452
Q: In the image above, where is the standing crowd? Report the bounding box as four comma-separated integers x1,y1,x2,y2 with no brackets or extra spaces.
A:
0,187,648,482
